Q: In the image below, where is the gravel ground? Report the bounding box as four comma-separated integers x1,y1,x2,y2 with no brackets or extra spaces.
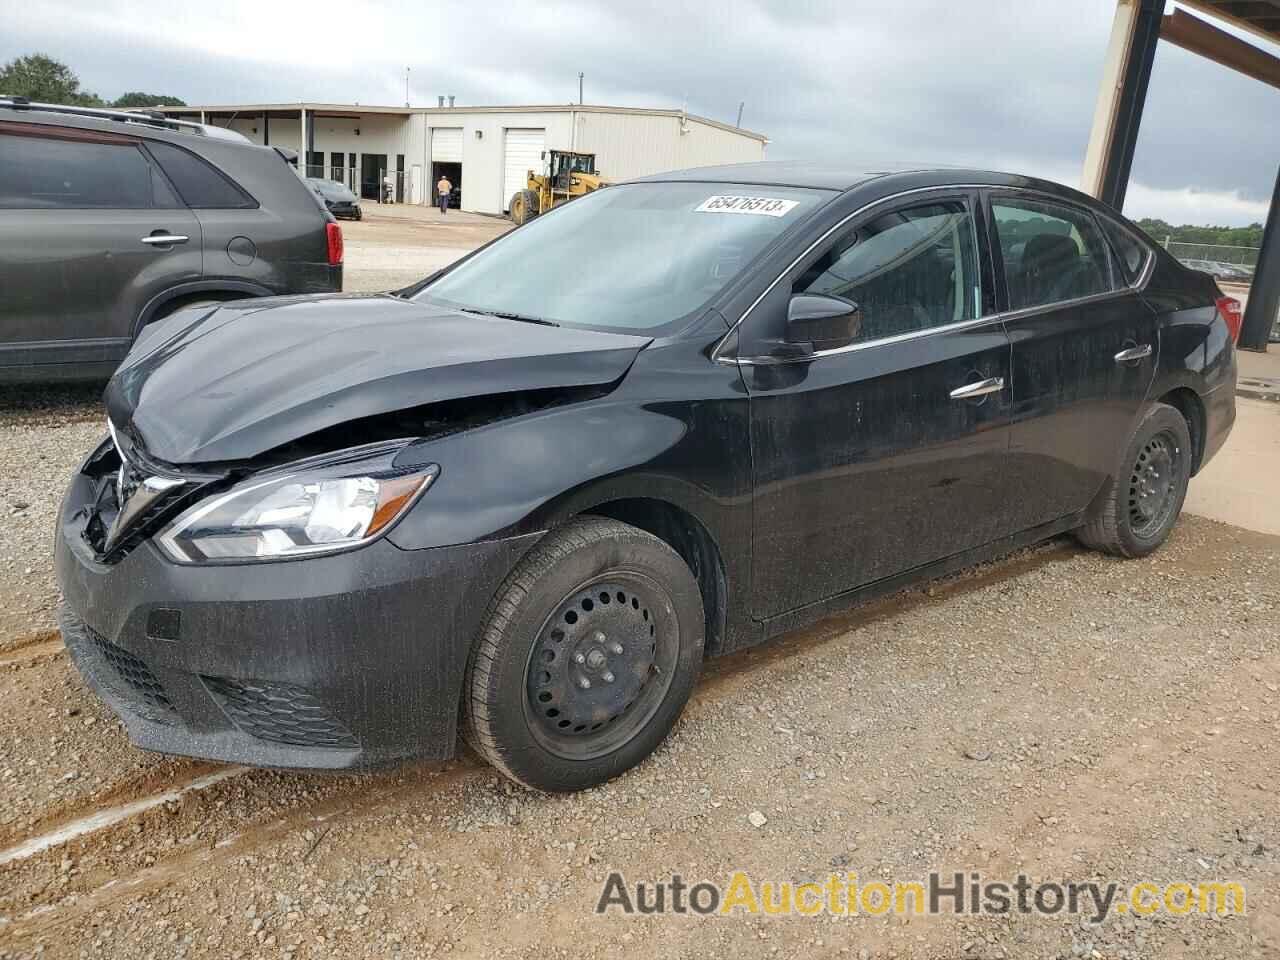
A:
0,518,1276,960
0,212,1276,959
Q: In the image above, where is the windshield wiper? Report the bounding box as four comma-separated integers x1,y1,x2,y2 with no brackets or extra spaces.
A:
461,307,560,327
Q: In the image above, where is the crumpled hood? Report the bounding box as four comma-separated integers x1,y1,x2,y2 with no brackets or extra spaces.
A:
105,294,650,465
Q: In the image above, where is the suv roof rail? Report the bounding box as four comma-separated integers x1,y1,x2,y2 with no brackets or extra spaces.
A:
0,96,250,143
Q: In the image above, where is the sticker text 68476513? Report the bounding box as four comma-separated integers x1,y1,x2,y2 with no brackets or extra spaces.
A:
695,195,799,217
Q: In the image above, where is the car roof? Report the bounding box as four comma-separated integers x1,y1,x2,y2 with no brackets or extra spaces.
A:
0,100,253,148
632,160,1104,208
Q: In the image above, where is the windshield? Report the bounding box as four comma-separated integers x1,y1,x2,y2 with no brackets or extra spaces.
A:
416,182,829,332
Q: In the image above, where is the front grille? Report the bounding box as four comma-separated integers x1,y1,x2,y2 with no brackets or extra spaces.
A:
202,677,358,749
87,629,175,713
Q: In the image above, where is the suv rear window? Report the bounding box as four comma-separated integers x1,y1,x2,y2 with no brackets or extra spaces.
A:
146,140,256,209
0,130,164,209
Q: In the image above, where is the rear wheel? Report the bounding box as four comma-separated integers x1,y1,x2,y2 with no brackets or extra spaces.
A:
462,517,704,792
1076,402,1192,557
509,189,540,225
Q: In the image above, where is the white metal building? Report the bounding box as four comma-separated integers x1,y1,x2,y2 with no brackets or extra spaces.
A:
161,103,770,216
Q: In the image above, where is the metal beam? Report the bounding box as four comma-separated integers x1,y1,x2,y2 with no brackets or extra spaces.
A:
1239,164,1279,351
1081,0,1164,209
1175,0,1280,50
1162,8,1280,89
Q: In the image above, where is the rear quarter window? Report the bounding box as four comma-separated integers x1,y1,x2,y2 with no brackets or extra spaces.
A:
1098,215,1152,285
146,140,257,209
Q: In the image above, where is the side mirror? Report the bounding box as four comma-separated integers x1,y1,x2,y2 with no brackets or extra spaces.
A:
785,294,862,350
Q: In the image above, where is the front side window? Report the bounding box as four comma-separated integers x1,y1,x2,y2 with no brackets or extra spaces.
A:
419,182,830,333
992,197,1115,310
0,131,158,209
793,199,982,343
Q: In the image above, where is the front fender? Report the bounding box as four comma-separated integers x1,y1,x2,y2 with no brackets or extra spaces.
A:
387,396,746,551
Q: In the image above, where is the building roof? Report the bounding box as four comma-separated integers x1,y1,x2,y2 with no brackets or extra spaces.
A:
159,102,770,143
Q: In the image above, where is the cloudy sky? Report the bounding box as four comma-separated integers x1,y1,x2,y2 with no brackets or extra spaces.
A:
4,0,1276,225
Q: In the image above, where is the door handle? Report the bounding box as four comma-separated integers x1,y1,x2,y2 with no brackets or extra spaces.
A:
140,234,190,246
1114,343,1153,364
949,376,1004,400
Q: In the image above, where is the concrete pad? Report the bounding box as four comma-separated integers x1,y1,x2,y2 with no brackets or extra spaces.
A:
1184,396,1280,535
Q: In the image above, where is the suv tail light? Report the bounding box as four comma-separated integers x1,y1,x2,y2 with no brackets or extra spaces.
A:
1215,295,1242,344
326,222,344,267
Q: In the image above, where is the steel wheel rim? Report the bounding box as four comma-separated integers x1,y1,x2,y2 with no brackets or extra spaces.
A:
523,571,678,761
1128,429,1181,539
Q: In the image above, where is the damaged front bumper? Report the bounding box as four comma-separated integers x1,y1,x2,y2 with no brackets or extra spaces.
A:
55,452,540,770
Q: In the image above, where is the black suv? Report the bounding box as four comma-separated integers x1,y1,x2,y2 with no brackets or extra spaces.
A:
0,99,343,381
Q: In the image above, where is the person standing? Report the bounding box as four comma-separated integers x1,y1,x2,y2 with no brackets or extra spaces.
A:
436,174,452,215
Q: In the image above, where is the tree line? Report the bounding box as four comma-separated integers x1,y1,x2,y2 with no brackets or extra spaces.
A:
1133,218,1264,249
0,53,185,109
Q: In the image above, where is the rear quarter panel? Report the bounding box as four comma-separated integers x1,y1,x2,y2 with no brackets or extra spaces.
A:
1141,253,1236,468
171,137,336,295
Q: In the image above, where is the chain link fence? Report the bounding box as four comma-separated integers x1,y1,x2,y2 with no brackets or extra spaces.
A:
1163,240,1259,282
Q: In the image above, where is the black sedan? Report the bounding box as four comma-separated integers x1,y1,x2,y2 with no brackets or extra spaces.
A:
55,162,1237,792
306,177,362,220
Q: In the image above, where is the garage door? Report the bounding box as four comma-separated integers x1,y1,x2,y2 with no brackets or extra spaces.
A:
502,128,546,211
430,128,463,163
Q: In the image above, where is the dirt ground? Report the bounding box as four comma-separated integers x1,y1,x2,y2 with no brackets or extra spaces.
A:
0,211,1276,960
340,205,511,293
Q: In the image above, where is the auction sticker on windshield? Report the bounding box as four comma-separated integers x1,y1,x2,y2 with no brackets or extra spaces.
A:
695,195,799,217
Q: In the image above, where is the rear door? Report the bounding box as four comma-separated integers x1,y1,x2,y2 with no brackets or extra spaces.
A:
743,191,1013,618
986,192,1159,531
0,123,201,369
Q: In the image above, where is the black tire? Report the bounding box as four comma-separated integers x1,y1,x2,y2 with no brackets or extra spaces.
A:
509,189,540,225
462,517,704,792
1076,402,1193,558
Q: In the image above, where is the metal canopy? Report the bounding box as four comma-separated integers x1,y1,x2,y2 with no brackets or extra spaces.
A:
1178,0,1280,46
1083,0,1280,351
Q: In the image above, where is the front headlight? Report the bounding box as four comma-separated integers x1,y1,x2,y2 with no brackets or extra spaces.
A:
156,446,438,564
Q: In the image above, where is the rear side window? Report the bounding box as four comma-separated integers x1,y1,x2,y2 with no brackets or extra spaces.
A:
0,131,165,209
146,140,256,209
1098,215,1150,285
992,198,1116,311
794,199,982,343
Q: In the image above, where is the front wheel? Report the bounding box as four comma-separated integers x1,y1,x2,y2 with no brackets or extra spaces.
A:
509,189,540,225
462,517,704,792
1076,402,1192,558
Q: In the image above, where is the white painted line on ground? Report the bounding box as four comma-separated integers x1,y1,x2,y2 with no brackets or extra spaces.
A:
0,766,249,867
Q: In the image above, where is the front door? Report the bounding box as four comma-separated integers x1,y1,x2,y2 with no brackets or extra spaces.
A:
360,153,386,200
743,193,1012,618
986,193,1159,531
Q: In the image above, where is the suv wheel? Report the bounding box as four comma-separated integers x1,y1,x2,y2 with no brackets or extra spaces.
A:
462,517,704,792
1076,402,1193,558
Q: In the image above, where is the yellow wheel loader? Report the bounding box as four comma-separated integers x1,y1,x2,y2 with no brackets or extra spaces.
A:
508,150,607,225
